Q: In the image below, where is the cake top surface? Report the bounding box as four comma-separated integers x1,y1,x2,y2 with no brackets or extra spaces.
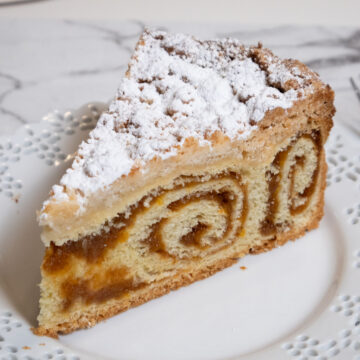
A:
46,28,320,205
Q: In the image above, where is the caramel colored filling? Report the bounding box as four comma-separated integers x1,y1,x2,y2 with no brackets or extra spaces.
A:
43,173,246,275
260,150,285,235
44,172,248,311
61,267,145,311
43,207,137,274
143,190,236,255
42,130,322,311
260,130,321,235
180,222,208,247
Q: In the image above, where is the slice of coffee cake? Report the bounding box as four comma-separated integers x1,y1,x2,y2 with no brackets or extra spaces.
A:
34,29,335,337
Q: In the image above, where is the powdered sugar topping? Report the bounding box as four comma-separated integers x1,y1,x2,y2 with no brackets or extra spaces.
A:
50,29,317,203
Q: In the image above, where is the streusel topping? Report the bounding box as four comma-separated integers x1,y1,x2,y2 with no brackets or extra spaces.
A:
50,28,317,201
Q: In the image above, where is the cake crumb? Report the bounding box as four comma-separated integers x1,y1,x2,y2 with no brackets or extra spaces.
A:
240,266,247,270
22,346,31,350
39,343,46,346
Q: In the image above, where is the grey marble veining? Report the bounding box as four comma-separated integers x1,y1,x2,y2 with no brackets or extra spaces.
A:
0,19,359,137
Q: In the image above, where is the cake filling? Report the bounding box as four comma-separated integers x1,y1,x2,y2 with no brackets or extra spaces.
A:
40,130,322,312
43,172,247,274
260,130,321,235
61,267,145,311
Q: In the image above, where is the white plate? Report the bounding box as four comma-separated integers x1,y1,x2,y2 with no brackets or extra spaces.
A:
0,103,359,360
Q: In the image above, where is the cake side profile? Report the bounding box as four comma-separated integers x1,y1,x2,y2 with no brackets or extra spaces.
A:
34,29,335,337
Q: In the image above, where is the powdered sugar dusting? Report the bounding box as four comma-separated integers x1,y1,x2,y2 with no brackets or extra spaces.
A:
50,29,317,203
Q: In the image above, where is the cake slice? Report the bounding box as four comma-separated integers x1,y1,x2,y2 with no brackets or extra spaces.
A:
34,29,335,337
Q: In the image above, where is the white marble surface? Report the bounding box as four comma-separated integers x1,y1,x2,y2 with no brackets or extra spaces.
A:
1,0,360,27
1,19,360,137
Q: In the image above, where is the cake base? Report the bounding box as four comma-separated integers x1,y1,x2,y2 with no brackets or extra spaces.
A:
34,132,328,338
33,179,324,339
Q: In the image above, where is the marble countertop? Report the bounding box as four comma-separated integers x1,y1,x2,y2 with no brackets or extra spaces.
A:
1,0,360,27
1,19,360,137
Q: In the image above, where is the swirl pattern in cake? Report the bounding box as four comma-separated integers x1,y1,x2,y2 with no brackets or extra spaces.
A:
34,29,335,337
